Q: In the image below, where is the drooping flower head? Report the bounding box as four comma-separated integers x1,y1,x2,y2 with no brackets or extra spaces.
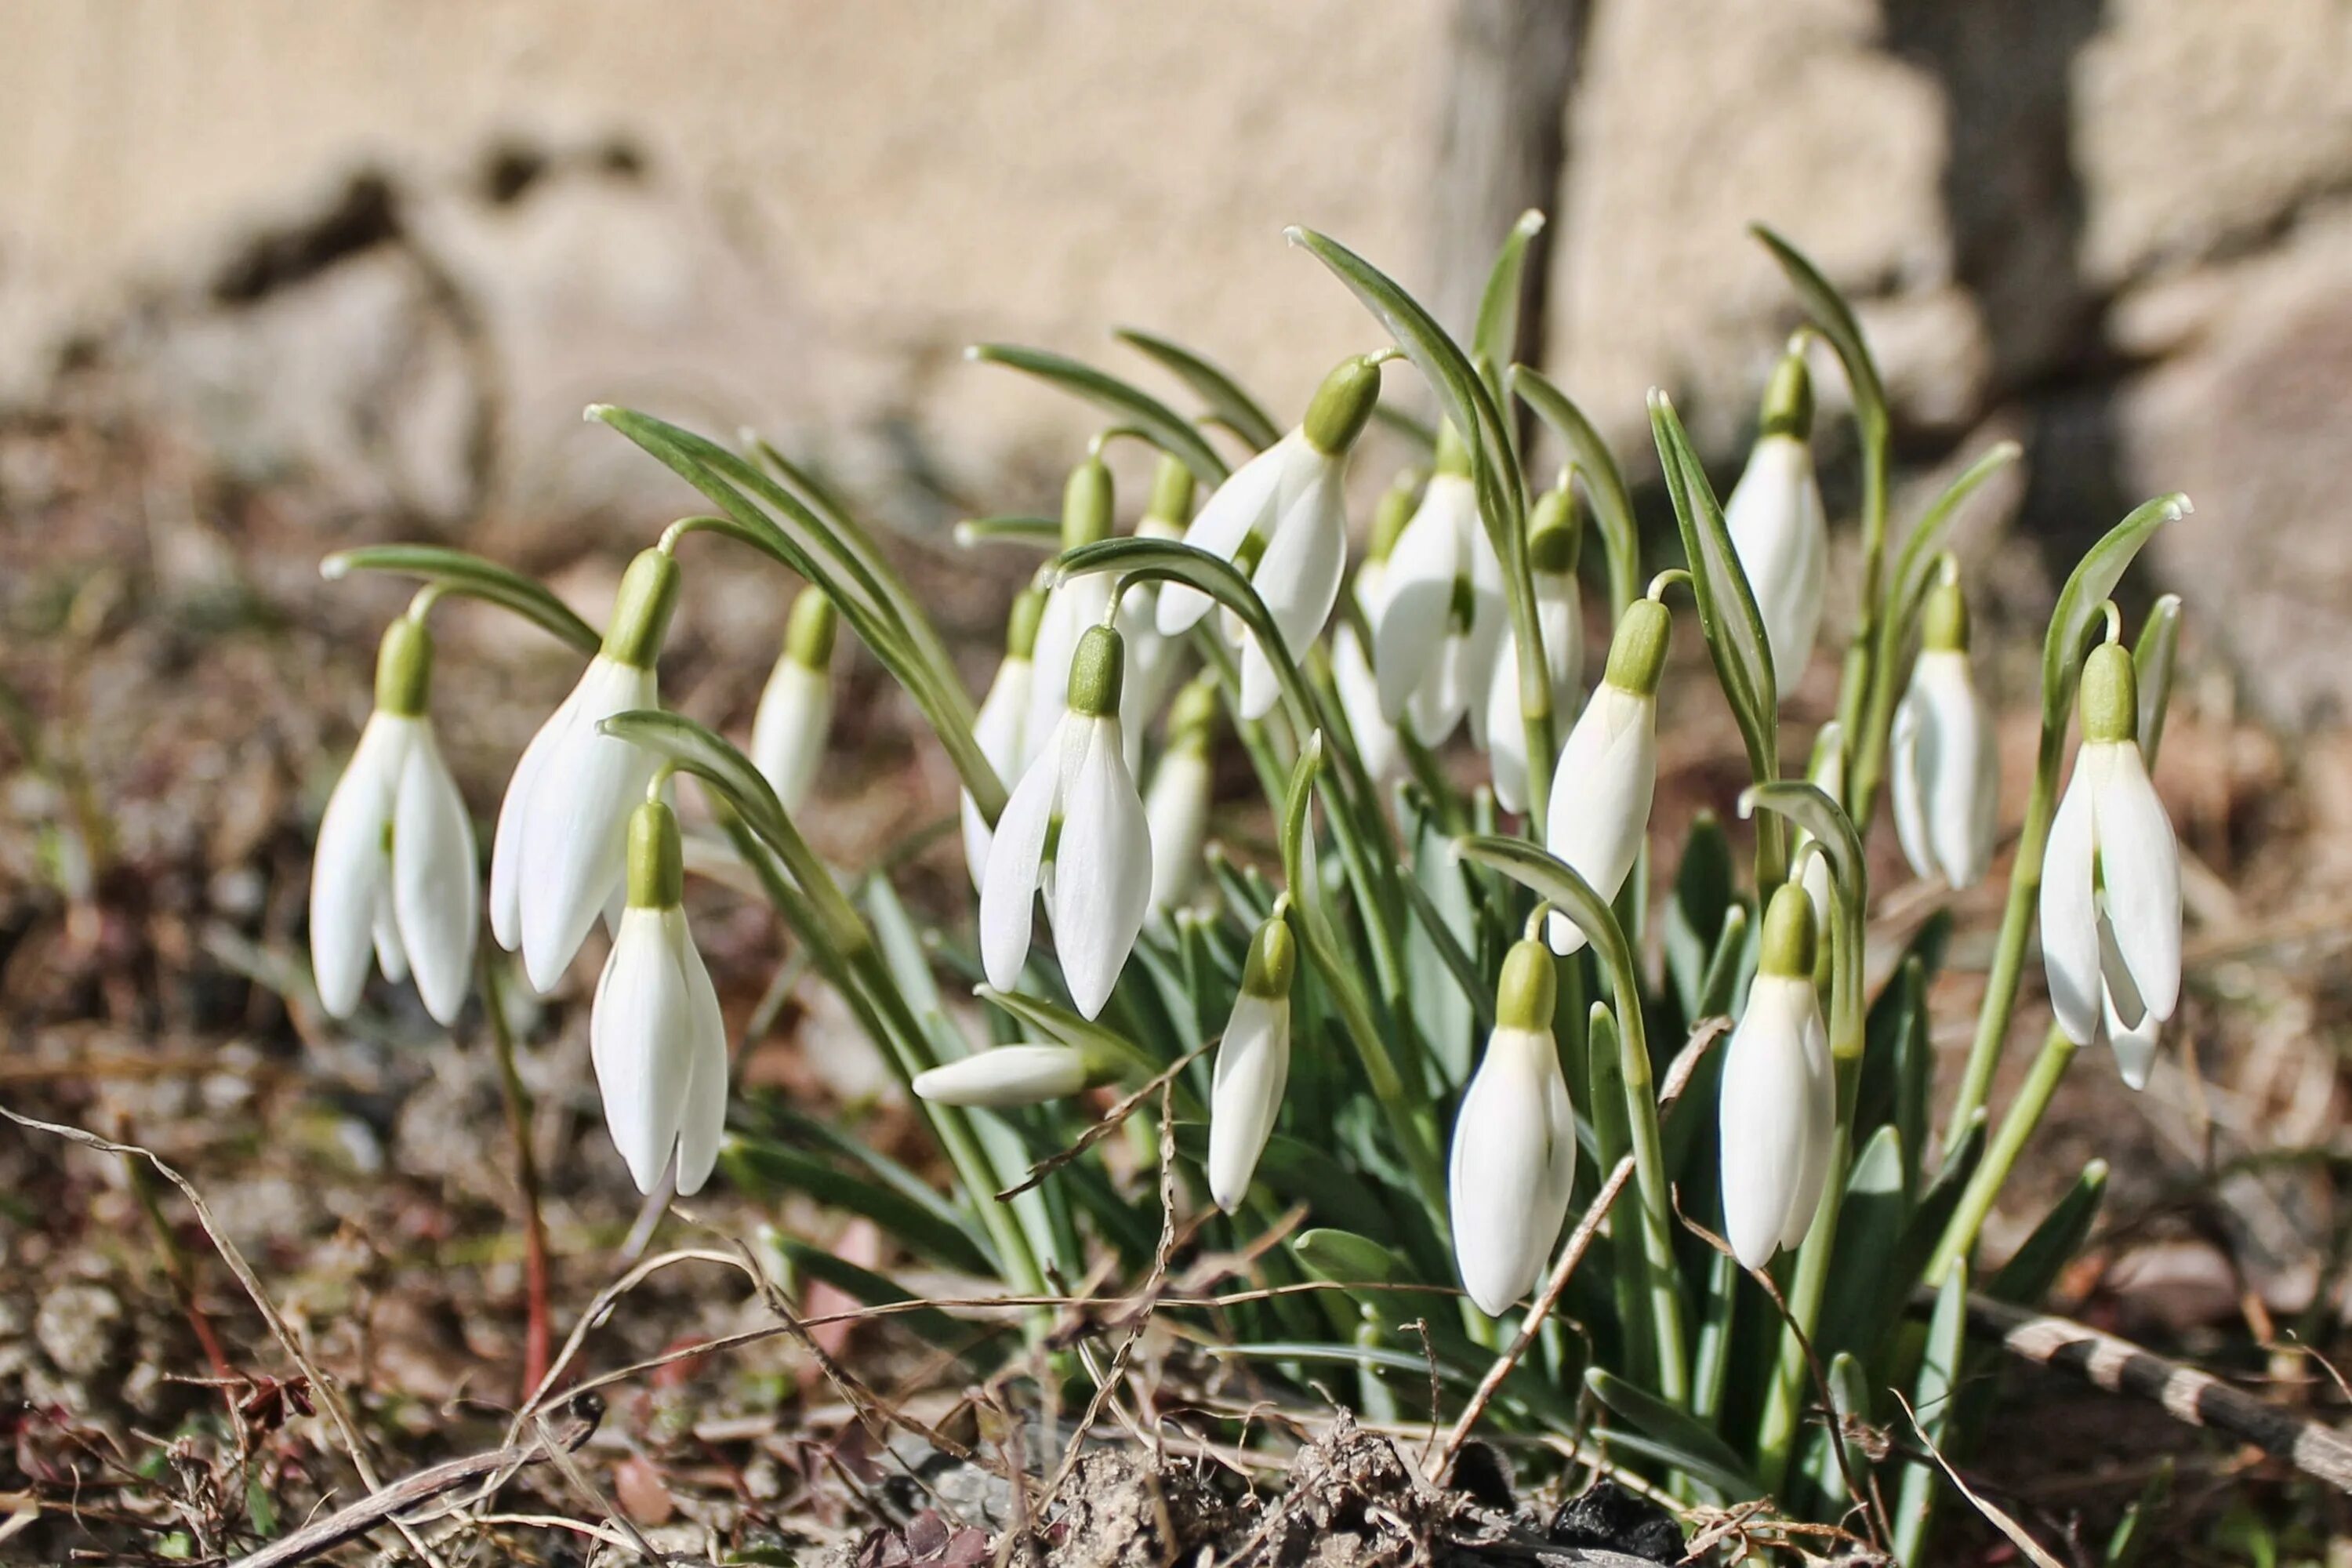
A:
1209,910,1296,1212
2041,640,2181,1087
1144,677,1218,916
981,624,1153,1018
1892,572,1998,891
1489,475,1588,814
1719,884,1835,1269
1156,353,1385,720
1332,470,1418,782
1025,453,1120,760
913,1044,1098,1108
590,795,728,1196
310,615,478,1025
1450,935,1577,1316
1724,342,1826,699
750,586,837,816
1544,594,1668,955
492,546,678,993
1373,420,1505,746
961,585,1046,887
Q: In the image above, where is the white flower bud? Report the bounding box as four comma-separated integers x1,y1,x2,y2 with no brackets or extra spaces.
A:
1891,579,1998,890
1542,599,1666,955
1450,940,1576,1316
913,1044,1093,1108
1719,887,1835,1269
1724,351,1825,697
1208,916,1296,1211
750,587,837,815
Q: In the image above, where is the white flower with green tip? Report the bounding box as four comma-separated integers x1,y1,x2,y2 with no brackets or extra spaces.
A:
1450,937,1577,1316
749,586,837,816
1719,885,1835,1269
1544,597,1668,956
1724,345,1826,697
1892,575,1998,891
1209,913,1296,1212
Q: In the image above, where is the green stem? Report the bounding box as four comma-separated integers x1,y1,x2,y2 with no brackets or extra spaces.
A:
1753,1057,1859,1494
1599,952,1690,1405
481,956,554,1398
1927,1022,2075,1284
1946,720,2065,1142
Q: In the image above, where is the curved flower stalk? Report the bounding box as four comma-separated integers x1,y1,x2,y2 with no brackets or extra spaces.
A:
1145,678,1218,916
1372,421,1505,746
750,586,837,815
1331,471,1417,781
1796,722,1846,938
1544,593,1668,955
962,586,1046,887
1719,884,1835,1269
1118,456,1199,766
1156,353,1385,720
310,615,478,1025
1025,455,1119,762
913,1044,1098,1108
1488,478,1586,814
982,625,1153,1018
2041,641,2180,1087
1892,572,1998,890
1209,911,1296,1211
1724,343,1827,697
1450,932,1577,1316
590,794,727,1196
492,547,677,993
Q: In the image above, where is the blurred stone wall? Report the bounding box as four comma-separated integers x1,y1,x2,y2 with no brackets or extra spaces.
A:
2,1,2349,719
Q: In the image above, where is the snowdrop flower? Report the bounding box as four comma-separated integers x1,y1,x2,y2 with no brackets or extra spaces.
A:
1156,354,1385,720
1719,885,1835,1269
310,615,477,1025
1488,480,1587,814
749,586,836,815
492,547,677,993
1724,343,1826,697
1544,596,1668,955
1450,935,1577,1316
913,1044,1099,1108
1373,422,1505,746
1144,678,1218,915
1331,472,1417,782
961,586,1045,887
2041,641,2180,1085
1892,573,1998,890
590,795,727,1196
1025,455,1118,761
982,625,1152,1018
1209,912,1296,1211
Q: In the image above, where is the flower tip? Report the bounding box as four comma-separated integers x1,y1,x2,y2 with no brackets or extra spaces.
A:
1734,786,1759,821
320,553,351,581
1280,224,1308,247
1513,208,1547,240
961,343,985,361
583,402,616,423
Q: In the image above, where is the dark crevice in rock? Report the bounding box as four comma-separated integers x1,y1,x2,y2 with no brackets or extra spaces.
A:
209,171,403,306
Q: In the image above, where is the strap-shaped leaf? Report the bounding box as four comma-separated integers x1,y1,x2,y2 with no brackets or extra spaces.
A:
1888,442,2022,633
321,545,600,655
1453,835,1635,989
760,1230,980,1357
1812,1125,1910,1367
2040,493,2190,731
1990,1160,2107,1307
966,343,1229,485
1585,1367,1763,1500
1170,1130,1392,1239
1890,1260,1969,1564
953,515,1062,550
744,432,859,537
1751,225,1889,455
1114,327,1279,452
1472,209,1546,397
1509,365,1642,619
723,1138,992,1274
2133,593,2182,765
1653,390,1777,739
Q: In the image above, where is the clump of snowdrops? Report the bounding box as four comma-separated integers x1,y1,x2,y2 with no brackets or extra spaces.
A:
308,215,2190,1559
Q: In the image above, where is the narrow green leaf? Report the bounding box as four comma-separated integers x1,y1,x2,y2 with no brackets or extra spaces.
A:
1751,224,1889,451
1815,1352,1876,1508
1509,364,1643,619
744,433,859,537
1740,780,1866,1040
750,1102,978,1247
1889,442,2023,632
1472,209,1546,394
723,1138,992,1274
1585,1367,1762,1500
1663,811,1734,1023
1990,1160,2107,1307
1114,326,1281,452
2040,493,2191,732
2133,593,2182,766
953,515,1062,550
966,343,1229,485
1653,390,1777,735
321,544,600,655
760,1230,983,1359
1174,1129,1392,1239
1813,1125,1911,1365
1891,1261,1969,1565
1453,836,1635,989
2103,1457,2172,1567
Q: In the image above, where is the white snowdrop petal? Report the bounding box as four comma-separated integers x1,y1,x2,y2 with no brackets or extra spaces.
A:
591,908,693,1194
1208,994,1291,1212
491,677,586,952
1717,977,1821,1269
2103,974,2161,1091
1157,440,1290,635
1025,576,1111,758
1252,465,1348,663
1542,687,1657,955
1778,1005,1836,1252
519,659,660,993
1236,632,1281,723
1889,686,1936,884
310,714,411,1018
2093,742,2181,1025
1333,622,1399,782
1724,436,1827,694
1052,720,1153,1018
2039,752,2105,1046
1371,488,1462,721
1449,1029,1572,1316
1486,644,1530,814
1144,747,1211,915
750,658,833,815
670,911,730,1197
978,717,1066,993
1920,655,1996,888
372,881,411,985
962,658,1033,887
392,726,480,1026
913,1045,1091,1107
